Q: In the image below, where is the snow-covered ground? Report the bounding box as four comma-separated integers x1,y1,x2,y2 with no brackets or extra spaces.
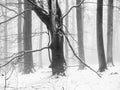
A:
0,64,120,90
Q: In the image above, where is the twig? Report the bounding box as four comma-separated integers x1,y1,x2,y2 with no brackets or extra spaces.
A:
4,72,7,90
62,0,85,19
6,64,15,80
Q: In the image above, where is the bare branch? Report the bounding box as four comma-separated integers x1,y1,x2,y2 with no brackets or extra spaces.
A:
62,0,85,19
0,47,49,68
0,3,18,14
0,9,31,25
27,0,48,14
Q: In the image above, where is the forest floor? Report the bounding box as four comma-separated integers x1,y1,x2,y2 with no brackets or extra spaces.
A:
0,64,120,90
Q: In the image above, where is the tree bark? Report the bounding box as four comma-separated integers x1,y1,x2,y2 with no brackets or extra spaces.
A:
76,0,85,69
23,0,34,74
107,0,114,66
97,0,107,72
48,0,66,75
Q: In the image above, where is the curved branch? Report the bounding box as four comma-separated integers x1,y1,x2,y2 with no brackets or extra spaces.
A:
0,47,49,68
0,3,18,14
0,9,31,25
62,0,85,19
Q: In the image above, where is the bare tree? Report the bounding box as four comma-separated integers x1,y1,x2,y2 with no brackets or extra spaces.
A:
76,0,85,70
27,0,66,75
23,0,34,74
107,0,114,66
97,0,107,72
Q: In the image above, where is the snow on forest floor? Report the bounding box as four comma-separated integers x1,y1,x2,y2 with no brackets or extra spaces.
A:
0,64,120,90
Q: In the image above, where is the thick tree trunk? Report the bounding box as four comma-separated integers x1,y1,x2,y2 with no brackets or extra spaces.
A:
23,0,34,74
107,0,114,66
76,0,85,69
49,0,66,75
51,33,66,75
97,0,107,72
28,0,66,75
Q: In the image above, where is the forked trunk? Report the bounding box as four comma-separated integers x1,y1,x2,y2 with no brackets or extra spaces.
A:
30,0,66,75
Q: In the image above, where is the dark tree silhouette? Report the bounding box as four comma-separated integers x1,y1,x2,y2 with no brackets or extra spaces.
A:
28,0,66,75
96,0,107,72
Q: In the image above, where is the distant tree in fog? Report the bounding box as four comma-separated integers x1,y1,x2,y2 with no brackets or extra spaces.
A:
23,0,34,74
96,0,107,72
4,0,8,59
76,0,85,70
65,0,69,63
18,0,23,72
39,0,43,68
107,0,114,66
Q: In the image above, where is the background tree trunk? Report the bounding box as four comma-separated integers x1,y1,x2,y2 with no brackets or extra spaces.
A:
76,0,85,70
65,0,69,63
97,0,107,72
18,0,23,72
39,21,43,68
107,0,114,66
4,0,8,59
23,0,34,74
